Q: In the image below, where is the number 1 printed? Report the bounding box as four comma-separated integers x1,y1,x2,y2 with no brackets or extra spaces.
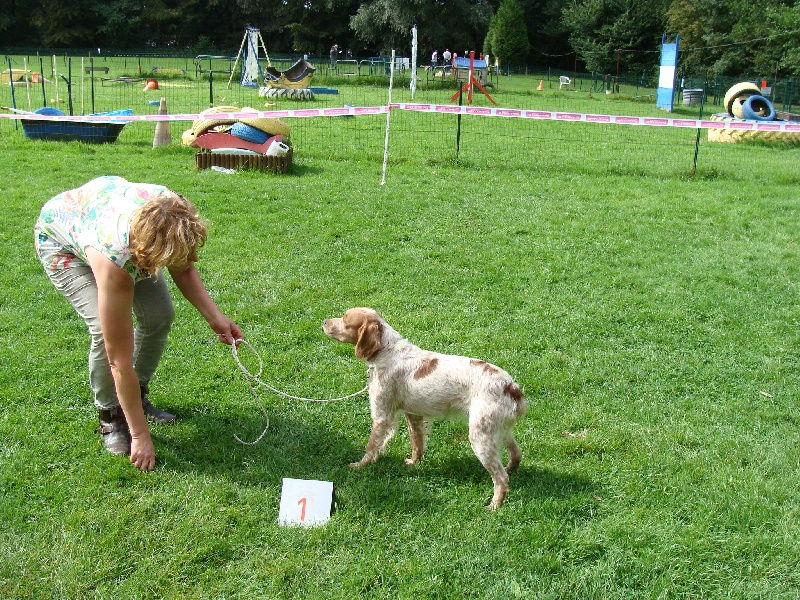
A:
297,497,307,522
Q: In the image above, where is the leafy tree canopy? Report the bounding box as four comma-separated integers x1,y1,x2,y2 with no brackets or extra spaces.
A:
1,0,798,77
349,0,494,57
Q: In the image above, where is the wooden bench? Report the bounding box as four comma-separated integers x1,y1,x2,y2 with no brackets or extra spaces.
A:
85,67,110,75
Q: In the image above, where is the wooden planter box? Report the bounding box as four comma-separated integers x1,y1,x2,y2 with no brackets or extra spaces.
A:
195,149,292,173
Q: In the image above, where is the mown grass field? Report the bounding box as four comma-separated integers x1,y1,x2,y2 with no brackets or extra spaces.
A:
1,59,799,599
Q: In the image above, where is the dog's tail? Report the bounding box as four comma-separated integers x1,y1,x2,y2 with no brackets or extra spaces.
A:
502,380,528,418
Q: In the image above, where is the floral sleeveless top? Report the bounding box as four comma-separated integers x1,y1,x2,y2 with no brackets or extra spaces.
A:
34,176,178,282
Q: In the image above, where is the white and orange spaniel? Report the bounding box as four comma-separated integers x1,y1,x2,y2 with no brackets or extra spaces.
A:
323,307,527,510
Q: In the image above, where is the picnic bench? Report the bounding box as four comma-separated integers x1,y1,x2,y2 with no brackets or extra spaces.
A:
85,66,110,75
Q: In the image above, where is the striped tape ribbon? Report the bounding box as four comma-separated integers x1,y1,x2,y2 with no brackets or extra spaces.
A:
2,104,799,132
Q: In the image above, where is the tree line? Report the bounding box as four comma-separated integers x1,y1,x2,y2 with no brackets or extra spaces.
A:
2,0,798,78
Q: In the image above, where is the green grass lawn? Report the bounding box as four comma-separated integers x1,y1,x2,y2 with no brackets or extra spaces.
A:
1,69,800,599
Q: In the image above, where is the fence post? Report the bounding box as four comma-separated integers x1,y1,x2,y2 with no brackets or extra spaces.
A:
690,89,705,176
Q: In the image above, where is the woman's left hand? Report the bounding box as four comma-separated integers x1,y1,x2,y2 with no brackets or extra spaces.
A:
211,316,243,345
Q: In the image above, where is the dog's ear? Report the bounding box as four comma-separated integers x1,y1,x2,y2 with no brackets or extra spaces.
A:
355,318,382,360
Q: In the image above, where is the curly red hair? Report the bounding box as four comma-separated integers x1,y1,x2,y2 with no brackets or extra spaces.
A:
129,193,207,277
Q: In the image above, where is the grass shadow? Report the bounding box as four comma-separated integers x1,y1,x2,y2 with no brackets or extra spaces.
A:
432,452,597,500
148,407,361,485
324,445,599,515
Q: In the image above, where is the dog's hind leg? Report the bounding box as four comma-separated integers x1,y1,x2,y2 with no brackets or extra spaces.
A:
404,413,426,465
505,431,522,473
468,421,509,510
350,417,396,468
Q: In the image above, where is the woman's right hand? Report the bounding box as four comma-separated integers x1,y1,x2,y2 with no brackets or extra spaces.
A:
130,433,156,471
86,247,156,471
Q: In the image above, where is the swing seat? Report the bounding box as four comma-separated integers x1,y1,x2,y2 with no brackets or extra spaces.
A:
263,60,316,89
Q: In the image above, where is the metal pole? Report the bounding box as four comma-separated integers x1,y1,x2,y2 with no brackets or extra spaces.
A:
90,54,96,113
7,57,18,129
67,57,73,115
456,79,463,158
691,90,705,176
39,57,46,106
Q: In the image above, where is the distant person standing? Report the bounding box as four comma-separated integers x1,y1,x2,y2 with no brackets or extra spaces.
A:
431,49,438,68
443,48,452,64
330,44,338,68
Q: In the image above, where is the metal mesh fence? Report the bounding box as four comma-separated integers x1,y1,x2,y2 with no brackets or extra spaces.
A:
2,53,798,182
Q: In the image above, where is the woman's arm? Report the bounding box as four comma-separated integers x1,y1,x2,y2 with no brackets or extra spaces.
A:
168,261,242,344
85,247,155,470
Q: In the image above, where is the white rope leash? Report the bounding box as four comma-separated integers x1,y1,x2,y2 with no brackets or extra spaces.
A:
229,338,368,445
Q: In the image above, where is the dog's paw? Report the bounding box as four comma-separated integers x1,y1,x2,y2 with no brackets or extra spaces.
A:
485,488,508,510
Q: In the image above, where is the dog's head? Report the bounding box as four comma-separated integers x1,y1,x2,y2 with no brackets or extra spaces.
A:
323,307,383,361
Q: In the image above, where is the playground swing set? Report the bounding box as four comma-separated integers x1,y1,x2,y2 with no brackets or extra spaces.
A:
227,27,316,93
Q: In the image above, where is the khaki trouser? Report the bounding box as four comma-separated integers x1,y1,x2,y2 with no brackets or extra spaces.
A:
40,261,174,410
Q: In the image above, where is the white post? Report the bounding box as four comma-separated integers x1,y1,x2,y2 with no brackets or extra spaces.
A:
80,57,84,115
24,57,31,111
381,49,396,186
52,55,59,105
410,25,417,99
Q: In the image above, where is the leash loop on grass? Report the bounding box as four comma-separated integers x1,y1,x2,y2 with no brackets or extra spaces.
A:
229,338,369,445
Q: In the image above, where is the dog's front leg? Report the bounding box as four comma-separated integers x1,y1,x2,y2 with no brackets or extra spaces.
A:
404,413,426,465
350,417,396,468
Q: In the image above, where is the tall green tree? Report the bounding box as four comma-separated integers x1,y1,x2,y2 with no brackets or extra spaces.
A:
667,0,800,77
770,0,800,74
486,0,530,67
562,0,669,74
0,0,37,46
280,0,361,57
30,0,104,47
94,0,144,48
520,0,572,69
350,0,493,57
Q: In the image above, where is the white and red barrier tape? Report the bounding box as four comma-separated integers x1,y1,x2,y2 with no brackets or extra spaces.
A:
2,104,799,132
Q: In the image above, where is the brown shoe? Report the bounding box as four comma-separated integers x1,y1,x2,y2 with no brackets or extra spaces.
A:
141,384,176,423
97,406,131,455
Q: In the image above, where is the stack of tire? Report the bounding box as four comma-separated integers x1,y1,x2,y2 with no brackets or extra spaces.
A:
708,82,799,143
723,82,775,121
181,105,291,155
